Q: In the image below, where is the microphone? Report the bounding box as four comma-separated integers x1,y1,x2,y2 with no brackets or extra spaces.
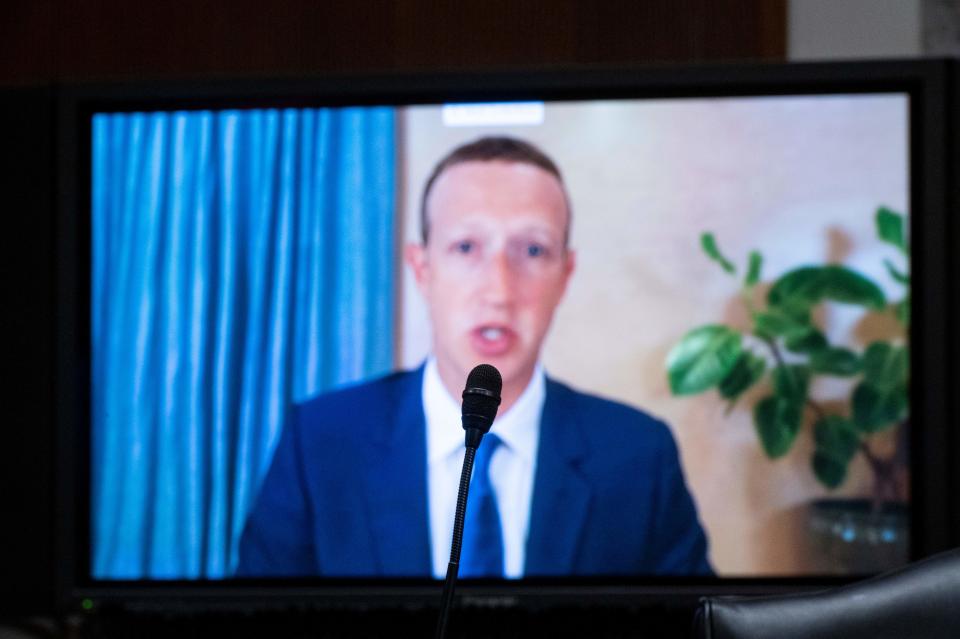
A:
435,364,503,639
461,363,502,448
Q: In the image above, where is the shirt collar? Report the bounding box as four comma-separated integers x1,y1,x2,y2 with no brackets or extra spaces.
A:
423,357,545,465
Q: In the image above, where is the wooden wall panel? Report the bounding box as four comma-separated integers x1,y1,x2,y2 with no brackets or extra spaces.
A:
2,0,785,84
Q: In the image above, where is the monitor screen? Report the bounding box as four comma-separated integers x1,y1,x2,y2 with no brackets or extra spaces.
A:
85,88,912,583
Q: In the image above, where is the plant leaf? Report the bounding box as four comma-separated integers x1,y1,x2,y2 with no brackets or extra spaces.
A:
745,251,763,287
752,310,810,341
876,206,907,254
773,364,810,402
852,381,908,433
768,265,886,311
667,325,743,395
862,342,908,390
883,258,909,285
784,327,828,355
814,415,859,463
812,451,849,489
718,351,767,401
896,296,910,326
700,232,736,275
754,395,803,458
812,416,859,488
767,266,823,309
810,347,861,376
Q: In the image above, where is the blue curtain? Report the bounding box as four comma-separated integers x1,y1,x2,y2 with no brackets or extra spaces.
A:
91,108,396,579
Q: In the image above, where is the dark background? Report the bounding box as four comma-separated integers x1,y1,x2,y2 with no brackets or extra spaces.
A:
2,0,785,84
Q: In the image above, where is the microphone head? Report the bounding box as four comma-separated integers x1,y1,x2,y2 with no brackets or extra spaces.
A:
461,364,502,436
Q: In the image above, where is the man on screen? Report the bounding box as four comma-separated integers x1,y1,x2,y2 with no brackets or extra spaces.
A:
236,136,712,578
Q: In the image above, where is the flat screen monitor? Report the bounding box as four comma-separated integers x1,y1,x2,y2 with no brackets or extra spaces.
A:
56,59,958,607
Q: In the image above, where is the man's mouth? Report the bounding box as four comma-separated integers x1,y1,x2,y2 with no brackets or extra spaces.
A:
470,325,515,357
481,327,504,341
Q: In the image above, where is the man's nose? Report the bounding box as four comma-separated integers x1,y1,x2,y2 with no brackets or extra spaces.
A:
480,249,516,306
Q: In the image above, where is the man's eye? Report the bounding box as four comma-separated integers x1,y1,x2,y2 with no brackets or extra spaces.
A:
526,243,546,258
454,241,474,254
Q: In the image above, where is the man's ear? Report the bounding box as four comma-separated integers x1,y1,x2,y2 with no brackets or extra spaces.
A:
404,242,430,295
561,248,576,294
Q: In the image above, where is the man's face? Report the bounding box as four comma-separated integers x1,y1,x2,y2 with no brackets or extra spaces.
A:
406,160,575,399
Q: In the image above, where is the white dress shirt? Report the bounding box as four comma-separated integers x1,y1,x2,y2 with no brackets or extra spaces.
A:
423,357,544,579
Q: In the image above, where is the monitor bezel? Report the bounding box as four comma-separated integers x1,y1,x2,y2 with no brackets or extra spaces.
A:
55,58,959,612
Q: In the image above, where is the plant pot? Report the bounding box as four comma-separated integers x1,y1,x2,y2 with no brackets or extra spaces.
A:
806,498,909,574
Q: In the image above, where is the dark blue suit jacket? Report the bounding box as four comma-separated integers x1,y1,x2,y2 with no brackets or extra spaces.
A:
236,367,712,577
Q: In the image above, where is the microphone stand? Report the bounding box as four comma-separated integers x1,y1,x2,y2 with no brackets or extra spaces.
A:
435,428,484,639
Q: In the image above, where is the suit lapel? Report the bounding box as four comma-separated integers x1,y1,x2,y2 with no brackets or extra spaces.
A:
524,378,592,575
364,367,432,576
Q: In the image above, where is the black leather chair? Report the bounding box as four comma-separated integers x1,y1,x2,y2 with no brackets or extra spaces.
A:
694,548,960,639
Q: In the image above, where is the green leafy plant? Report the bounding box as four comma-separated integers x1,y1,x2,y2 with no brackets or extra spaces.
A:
667,207,909,507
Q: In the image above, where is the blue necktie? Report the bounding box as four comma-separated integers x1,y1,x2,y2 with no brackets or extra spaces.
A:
459,433,504,578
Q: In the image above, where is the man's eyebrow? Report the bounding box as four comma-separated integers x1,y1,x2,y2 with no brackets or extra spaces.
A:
512,224,563,236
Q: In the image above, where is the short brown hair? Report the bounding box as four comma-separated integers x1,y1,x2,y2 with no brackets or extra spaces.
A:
418,136,571,245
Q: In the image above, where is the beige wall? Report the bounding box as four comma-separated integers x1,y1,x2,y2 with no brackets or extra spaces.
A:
398,95,909,575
